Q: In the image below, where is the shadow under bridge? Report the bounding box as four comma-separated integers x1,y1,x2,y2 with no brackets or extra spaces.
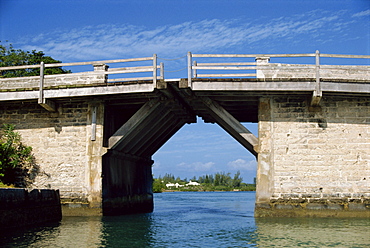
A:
101,83,259,215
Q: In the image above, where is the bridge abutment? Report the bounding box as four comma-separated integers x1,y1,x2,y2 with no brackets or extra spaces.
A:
0,100,157,216
0,101,106,215
256,96,370,217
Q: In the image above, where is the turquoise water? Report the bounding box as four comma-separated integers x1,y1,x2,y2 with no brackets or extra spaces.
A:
1,191,369,247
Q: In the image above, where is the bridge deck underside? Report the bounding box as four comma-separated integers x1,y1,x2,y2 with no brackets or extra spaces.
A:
106,97,196,158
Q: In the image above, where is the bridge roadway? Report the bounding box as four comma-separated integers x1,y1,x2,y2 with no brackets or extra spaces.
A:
0,53,369,216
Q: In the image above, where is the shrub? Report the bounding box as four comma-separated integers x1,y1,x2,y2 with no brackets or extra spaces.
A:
0,124,38,187
152,178,165,193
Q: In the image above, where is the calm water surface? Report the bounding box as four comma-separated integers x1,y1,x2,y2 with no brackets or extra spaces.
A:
1,191,369,247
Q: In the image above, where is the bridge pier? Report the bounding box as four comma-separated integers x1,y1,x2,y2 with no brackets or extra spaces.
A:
102,150,153,215
255,96,370,217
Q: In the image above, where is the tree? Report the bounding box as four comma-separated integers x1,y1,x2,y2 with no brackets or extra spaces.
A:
0,42,71,78
152,178,165,193
232,171,243,188
0,124,39,187
162,173,175,183
214,173,221,186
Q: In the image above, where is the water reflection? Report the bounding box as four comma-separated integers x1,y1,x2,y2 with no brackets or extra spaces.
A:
255,217,370,247
1,215,155,248
1,217,105,248
100,214,154,247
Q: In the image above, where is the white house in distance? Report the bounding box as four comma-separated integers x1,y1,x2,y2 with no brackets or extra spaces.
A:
165,182,183,188
186,180,200,186
165,180,201,188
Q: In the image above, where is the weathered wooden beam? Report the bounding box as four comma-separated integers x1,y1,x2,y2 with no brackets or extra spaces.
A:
193,66,257,70
91,106,97,141
38,61,56,112
39,99,56,112
311,50,322,106
43,57,154,68
156,79,167,90
38,61,45,105
197,73,256,77
192,53,316,58
142,118,187,157
132,112,177,156
197,62,257,66
188,52,192,88
108,99,162,150
179,78,189,88
200,96,258,157
310,91,322,106
122,105,173,154
134,99,196,156
153,54,157,86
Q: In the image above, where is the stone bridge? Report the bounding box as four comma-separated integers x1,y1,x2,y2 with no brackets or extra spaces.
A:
0,52,369,217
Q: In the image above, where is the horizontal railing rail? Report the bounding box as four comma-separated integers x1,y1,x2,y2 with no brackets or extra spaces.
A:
0,55,164,111
191,53,370,59
187,51,370,87
0,55,164,83
189,52,370,75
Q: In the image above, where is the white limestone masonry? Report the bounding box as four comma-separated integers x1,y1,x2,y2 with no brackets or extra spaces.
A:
257,95,370,213
0,101,105,209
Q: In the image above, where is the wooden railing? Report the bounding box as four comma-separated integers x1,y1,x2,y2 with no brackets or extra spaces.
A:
0,55,164,111
0,54,164,84
187,51,370,84
187,51,369,106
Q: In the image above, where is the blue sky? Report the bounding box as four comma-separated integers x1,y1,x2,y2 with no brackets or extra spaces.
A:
1,0,369,183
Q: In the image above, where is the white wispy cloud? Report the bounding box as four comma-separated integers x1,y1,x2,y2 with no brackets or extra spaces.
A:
227,159,256,171
177,161,215,172
16,9,359,62
352,9,370,18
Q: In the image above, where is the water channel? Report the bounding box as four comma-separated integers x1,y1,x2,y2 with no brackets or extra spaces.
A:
1,191,369,247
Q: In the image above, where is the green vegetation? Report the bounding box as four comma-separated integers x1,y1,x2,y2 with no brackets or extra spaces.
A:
0,42,71,78
153,171,256,193
0,124,38,187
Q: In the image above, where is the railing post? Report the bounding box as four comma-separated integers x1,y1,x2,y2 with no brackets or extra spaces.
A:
315,50,320,84
193,61,197,79
38,61,56,112
160,62,164,79
153,54,157,85
38,61,45,104
311,50,322,106
187,52,192,88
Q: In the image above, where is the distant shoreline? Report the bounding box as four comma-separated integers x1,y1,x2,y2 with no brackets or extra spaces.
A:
157,189,256,193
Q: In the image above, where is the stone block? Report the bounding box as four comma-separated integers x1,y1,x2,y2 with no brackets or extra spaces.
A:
348,203,367,211
301,193,321,198
326,204,344,210
275,204,295,210
281,193,300,198
306,203,326,210
255,203,271,209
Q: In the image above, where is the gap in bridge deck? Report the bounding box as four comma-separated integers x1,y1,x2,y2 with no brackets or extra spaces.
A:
152,117,258,184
